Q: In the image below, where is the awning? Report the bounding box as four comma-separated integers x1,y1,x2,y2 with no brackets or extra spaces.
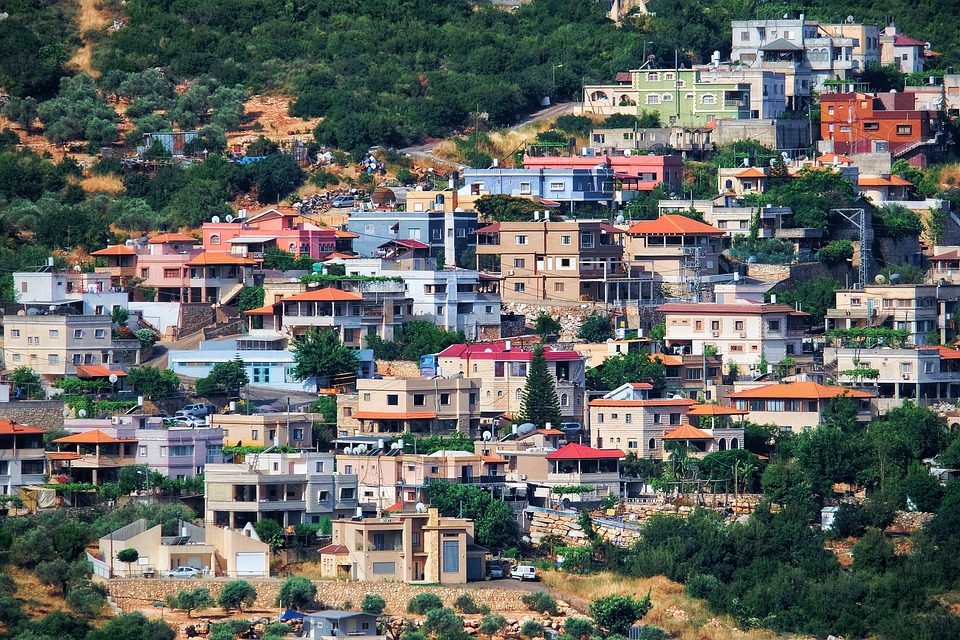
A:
227,236,275,244
76,365,127,379
279,610,305,621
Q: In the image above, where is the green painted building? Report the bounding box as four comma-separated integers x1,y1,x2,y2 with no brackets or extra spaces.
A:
583,68,751,127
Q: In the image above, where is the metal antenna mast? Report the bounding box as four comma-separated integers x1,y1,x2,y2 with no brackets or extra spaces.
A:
834,208,868,288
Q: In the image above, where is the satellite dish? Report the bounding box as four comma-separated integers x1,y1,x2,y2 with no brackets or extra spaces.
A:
62,408,71,418
482,430,492,441
847,15,854,23
415,502,427,513
769,158,777,166
517,423,537,435
26,308,39,316
672,394,685,400
390,442,402,450
615,213,625,224
225,214,234,222
108,374,119,383
78,409,87,418
343,446,353,455
356,444,367,454
875,274,887,284
49,305,57,312
211,216,221,223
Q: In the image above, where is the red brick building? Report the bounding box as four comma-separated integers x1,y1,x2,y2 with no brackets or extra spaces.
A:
820,91,945,158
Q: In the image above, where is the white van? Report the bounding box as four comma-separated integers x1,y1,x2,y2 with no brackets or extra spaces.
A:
510,565,537,581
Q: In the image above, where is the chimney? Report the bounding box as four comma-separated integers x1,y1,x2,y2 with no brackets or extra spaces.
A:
504,340,512,351
450,171,459,211
47,257,54,267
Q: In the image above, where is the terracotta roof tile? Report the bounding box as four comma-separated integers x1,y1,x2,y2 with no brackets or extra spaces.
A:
662,423,714,440
284,288,363,303
627,215,724,236
546,442,625,460
91,245,136,256
726,381,875,400
149,233,197,244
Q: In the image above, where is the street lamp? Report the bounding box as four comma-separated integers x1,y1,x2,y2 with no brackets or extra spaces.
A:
643,41,654,63
552,64,564,89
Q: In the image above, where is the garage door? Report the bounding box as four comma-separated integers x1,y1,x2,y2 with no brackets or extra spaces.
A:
466,557,482,581
235,552,266,577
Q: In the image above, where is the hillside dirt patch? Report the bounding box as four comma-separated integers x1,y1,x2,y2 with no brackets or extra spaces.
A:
69,0,113,77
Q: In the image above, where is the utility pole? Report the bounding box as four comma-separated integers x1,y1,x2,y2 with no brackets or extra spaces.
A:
834,208,869,288
685,246,703,303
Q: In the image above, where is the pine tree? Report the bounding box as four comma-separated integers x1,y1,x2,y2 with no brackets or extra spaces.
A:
518,345,562,428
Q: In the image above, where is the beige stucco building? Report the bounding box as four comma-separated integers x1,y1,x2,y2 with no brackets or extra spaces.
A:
825,284,951,346
727,381,875,432
212,412,318,449
622,214,725,284
343,376,482,436
97,518,270,578
320,508,483,583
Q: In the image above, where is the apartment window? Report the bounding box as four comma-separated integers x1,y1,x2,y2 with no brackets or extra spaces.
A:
702,94,716,105
694,320,703,331
253,367,269,383
646,95,660,105
516,388,522,401
580,232,594,248
734,321,744,331
84,354,94,364
515,235,529,245
95,329,106,339
662,93,673,102
74,329,83,339
653,413,660,424
554,282,564,293
48,354,59,365
519,182,531,195
559,258,571,268
768,320,780,331
49,330,59,338
413,394,426,406
21,460,44,475
710,320,720,331
210,234,220,245
163,268,179,279
561,393,568,407
495,362,505,377
897,125,912,135
510,362,528,377
670,413,681,425
252,429,259,440
647,72,659,81
597,413,604,423
851,297,862,306
339,487,355,500
549,182,564,192
10,330,19,338
442,540,460,573
72,354,81,365
514,258,525,268
686,369,702,381
514,283,525,292
387,394,399,406
740,30,749,41
864,122,879,131
611,413,618,420
560,235,572,245
625,413,632,424
900,362,913,375
27,337,33,346
440,393,450,405
169,445,194,457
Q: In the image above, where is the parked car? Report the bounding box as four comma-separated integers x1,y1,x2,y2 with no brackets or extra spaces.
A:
560,422,583,440
169,416,203,427
331,195,357,208
487,564,504,579
176,403,218,417
162,566,202,578
510,565,537,581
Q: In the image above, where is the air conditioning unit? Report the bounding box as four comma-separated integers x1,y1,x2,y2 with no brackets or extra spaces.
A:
739,333,747,338
507,270,515,276
711,331,720,337
111,416,120,425
519,474,527,480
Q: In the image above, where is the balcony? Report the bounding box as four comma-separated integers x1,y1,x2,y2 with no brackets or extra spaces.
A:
547,471,621,484
459,475,507,485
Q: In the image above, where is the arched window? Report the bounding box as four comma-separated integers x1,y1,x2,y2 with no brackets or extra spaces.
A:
497,390,503,397
288,242,296,252
718,438,727,451
731,437,739,449
210,234,220,245
589,91,609,101
473,363,478,373
647,72,659,81
516,388,522,401
560,393,568,407
725,179,734,189
648,438,656,450
702,94,716,105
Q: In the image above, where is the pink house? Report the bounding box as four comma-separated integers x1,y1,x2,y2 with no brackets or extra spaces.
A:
522,154,683,191
201,207,337,266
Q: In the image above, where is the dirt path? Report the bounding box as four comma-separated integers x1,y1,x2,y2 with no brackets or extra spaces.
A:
70,0,112,77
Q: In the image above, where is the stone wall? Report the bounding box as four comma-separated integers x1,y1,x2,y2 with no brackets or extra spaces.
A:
502,302,605,342
203,319,245,341
179,303,217,338
375,359,421,377
103,578,527,615
528,508,643,548
0,400,65,429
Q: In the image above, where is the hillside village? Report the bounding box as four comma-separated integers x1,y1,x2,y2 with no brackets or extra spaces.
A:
3,2,960,640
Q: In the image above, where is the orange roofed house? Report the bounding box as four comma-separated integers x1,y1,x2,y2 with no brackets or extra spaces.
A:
820,91,946,159
622,215,725,285
727,381,875,432
201,207,337,266
49,429,138,485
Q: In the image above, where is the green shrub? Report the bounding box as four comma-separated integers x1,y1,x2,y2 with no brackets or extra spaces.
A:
520,621,544,638
265,622,292,636
479,615,507,636
562,617,594,640
453,594,479,614
633,626,669,640
685,573,721,600
818,239,854,265
407,592,444,614
521,592,559,616
830,502,870,539
362,594,386,615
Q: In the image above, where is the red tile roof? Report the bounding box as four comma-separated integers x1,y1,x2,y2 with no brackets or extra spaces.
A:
626,215,724,236
630,382,654,389
474,222,500,234
0,420,44,435
859,176,913,187
589,398,697,408
352,411,437,421
322,252,358,260
546,442,624,460
931,249,960,261
615,72,632,83
335,229,360,239
438,343,582,361
662,423,714,440
687,404,749,416
481,454,509,464
379,239,430,250
735,167,768,178
91,245,136,256
318,544,349,555
919,346,960,360
816,153,854,164
727,381,875,400
185,253,256,266
244,304,277,315
284,288,363,302
54,429,136,444
149,233,197,244
893,34,927,47
47,451,83,461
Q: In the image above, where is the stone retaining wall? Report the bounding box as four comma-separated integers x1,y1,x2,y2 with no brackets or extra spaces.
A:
104,578,527,615
528,510,642,547
0,400,65,429
501,303,605,342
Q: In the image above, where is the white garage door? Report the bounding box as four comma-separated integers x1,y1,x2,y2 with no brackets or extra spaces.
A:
235,552,266,576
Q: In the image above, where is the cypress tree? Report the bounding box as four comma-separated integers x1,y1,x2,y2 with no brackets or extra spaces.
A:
518,345,562,428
